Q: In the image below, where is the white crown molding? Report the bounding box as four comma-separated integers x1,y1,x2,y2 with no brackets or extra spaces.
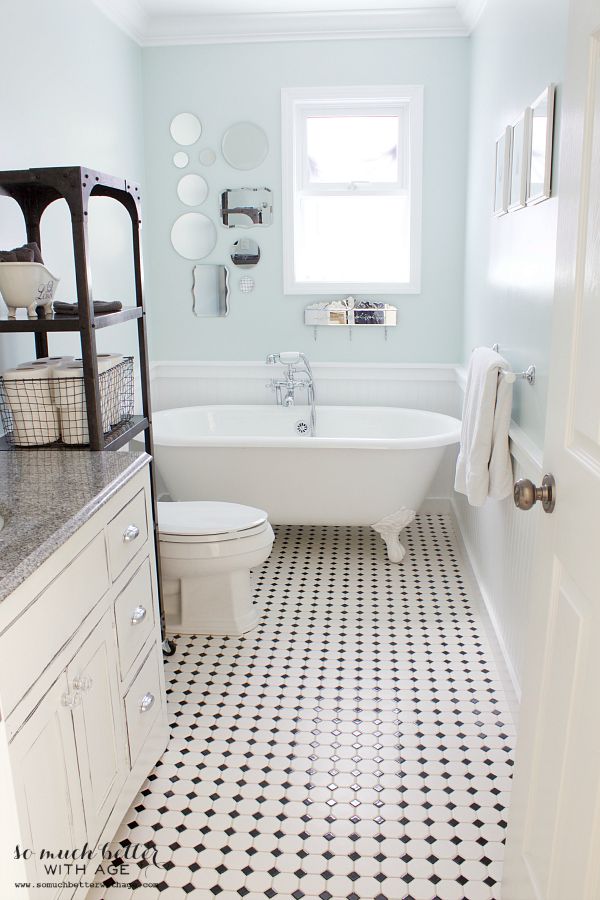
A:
92,4,472,45
456,0,489,31
91,0,148,43
144,9,469,44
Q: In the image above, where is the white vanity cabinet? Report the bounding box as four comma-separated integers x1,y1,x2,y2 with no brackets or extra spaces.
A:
9,672,87,900
68,610,128,850
0,463,169,900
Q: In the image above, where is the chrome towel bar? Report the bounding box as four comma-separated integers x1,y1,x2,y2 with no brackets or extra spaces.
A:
491,344,536,385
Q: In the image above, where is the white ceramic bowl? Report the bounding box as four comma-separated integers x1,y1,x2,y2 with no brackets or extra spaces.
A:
0,262,60,319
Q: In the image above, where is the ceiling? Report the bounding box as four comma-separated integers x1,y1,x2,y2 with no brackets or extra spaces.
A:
93,0,487,45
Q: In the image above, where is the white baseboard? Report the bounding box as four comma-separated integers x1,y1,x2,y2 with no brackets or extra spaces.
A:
421,497,452,513
449,497,521,720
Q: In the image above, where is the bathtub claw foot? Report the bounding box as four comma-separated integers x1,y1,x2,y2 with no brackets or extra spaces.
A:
371,508,416,563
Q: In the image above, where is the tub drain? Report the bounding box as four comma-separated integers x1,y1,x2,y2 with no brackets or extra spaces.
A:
295,420,309,435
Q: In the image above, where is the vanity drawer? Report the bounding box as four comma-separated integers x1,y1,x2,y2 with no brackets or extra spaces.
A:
114,557,155,677
0,532,109,718
124,644,162,765
107,488,149,580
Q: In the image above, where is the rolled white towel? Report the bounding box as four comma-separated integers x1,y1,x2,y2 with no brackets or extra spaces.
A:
3,365,60,446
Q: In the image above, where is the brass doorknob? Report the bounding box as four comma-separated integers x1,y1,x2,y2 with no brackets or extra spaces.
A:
513,474,556,513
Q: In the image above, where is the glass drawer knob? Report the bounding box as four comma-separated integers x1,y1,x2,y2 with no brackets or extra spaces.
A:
72,675,93,693
139,692,155,713
61,691,82,708
123,524,140,543
131,605,147,625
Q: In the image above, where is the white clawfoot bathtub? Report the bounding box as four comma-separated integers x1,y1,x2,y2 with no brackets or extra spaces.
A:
147,406,461,552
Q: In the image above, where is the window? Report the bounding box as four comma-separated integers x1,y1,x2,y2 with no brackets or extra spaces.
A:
282,85,423,295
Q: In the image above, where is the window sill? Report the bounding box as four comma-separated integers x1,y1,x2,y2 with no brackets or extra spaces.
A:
283,279,422,296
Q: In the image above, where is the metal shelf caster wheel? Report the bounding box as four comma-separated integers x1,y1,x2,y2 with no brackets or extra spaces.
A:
162,638,176,657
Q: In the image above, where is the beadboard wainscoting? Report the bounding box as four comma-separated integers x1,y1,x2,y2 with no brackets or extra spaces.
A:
149,361,460,412
452,373,544,701
149,361,542,702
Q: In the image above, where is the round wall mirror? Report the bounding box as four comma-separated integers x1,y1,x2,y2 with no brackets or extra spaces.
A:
199,148,217,166
173,151,189,168
170,113,202,146
230,239,261,268
177,174,209,206
222,122,268,170
171,213,217,260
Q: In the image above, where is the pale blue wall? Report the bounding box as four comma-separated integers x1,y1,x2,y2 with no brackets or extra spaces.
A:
0,0,567,417
463,0,569,448
0,0,145,369
142,39,470,363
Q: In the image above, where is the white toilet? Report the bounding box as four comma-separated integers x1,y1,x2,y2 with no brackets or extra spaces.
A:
157,500,274,636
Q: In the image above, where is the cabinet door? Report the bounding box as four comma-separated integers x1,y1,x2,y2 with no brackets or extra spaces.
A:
9,672,86,900
68,611,128,847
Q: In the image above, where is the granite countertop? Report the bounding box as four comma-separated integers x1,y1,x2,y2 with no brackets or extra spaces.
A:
0,450,151,603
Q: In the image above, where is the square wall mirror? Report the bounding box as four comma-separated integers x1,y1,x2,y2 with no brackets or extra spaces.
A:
220,188,273,228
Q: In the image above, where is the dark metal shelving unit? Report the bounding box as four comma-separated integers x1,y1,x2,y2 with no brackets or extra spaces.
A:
0,165,174,654
0,415,149,452
0,306,144,332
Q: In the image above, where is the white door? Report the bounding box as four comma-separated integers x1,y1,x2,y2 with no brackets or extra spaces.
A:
502,0,600,897
10,672,87,900
68,610,128,847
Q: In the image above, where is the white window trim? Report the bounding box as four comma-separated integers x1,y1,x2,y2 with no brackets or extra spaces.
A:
281,84,423,296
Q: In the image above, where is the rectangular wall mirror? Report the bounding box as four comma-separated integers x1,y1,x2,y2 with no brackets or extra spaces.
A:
192,265,229,317
220,188,273,228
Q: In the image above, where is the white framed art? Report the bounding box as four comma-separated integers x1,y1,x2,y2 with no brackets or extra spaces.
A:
493,126,511,216
508,108,532,211
527,84,556,204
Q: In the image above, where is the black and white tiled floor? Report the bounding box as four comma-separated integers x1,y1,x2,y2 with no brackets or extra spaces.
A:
93,515,515,900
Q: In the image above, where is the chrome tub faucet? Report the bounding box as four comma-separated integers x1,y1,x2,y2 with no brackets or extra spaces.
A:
266,351,317,436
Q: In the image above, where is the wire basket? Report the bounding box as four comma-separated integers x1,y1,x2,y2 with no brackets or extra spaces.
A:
0,357,134,447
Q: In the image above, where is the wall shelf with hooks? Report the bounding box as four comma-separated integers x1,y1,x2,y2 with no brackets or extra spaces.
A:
305,297,397,341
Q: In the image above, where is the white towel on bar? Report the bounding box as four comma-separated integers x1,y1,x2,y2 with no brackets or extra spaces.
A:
454,347,514,507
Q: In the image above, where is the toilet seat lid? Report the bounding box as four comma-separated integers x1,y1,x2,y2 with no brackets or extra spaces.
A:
158,500,269,537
